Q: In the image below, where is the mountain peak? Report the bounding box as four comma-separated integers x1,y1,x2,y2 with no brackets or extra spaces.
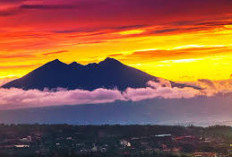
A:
51,59,62,63
69,61,83,68
41,59,68,70
104,57,120,62
45,59,65,65
69,61,78,65
69,61,78,66
99,57,122,66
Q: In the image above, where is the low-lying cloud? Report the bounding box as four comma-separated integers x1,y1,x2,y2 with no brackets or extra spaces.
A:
124,81,200,101
0,88,125,110
0,80,199,110
186,79,232,96
1,79,232,110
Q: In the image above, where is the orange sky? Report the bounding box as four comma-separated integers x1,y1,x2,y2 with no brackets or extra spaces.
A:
1,0,232,83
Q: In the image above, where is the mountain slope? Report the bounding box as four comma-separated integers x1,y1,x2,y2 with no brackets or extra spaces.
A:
0,95,231,126
2,58,185,90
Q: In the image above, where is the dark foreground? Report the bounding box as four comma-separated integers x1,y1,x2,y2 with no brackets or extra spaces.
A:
0,124,232,157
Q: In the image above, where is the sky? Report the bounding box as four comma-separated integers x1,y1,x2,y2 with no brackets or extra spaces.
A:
1,0,232,83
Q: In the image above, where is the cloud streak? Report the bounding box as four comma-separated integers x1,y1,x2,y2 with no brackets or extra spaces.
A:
20,4,79,10
43,50,68,56
0,80,205,110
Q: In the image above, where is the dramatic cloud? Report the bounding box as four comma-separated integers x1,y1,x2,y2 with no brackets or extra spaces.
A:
0,88,126,110
1,0,232,88
191,79,232,96
111,46,232,62
2,78,232,110
124,87,199,102
0,80,202,110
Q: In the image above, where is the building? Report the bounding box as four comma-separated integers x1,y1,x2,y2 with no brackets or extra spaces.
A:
194,152,217,157
14,145,30,148
120,140,131,147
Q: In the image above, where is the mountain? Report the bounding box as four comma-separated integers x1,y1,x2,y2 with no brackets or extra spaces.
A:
0,95,232,126
2,57,187,90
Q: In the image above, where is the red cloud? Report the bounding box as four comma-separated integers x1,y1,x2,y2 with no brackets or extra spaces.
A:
43,50,68,56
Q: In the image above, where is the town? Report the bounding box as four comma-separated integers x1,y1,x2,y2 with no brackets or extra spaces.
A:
0,124,231,157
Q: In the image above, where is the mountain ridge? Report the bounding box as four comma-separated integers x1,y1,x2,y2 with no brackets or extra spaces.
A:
2,58,189,90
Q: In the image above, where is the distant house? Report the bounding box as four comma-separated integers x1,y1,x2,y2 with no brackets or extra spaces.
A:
162,144,171,152
155,134,172,137
91,144,98,152
175,135,196,141
56,143,60,146
120,140,131,147
172,147,181,153
100,147,107,153
131,137,140,140
194,152,217,157
14,145,30,148
19,136,32,143
66,137,73,140
204,138,212,143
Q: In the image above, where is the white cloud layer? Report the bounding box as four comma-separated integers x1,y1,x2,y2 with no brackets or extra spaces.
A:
1,79,232,110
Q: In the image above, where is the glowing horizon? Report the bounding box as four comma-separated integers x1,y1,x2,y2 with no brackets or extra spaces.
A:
1,0,232,82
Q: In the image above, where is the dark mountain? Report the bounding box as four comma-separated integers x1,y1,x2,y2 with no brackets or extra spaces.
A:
69,61,83,69
2,57,187,90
